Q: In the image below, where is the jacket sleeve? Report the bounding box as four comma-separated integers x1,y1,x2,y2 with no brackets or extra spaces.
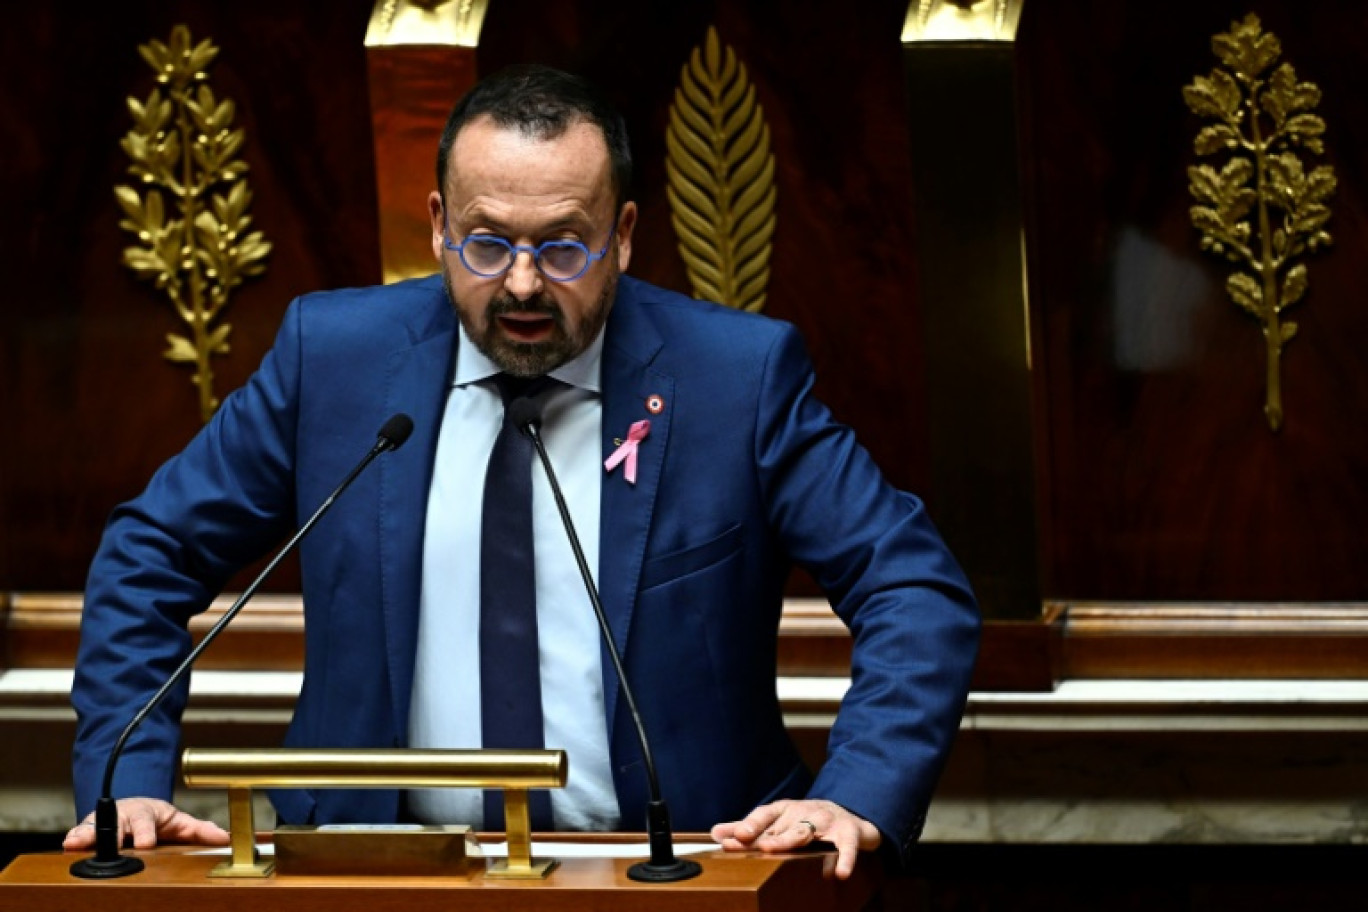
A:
69,299,305,817
752,322,980,866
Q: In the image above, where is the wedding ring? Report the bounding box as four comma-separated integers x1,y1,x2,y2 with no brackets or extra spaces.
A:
798,819,817,837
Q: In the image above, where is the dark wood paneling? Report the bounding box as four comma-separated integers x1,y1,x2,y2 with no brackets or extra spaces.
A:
1018,2,1368,602
0,2,382,593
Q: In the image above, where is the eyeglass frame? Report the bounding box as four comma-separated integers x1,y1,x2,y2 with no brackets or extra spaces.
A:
441,212,618,283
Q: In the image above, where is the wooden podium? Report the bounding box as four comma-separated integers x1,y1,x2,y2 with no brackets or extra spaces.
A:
0,835,881,912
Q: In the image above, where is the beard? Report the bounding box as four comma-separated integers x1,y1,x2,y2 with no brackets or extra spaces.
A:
443,263,618,378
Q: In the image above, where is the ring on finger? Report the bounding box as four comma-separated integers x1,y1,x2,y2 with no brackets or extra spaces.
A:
798,819,817,838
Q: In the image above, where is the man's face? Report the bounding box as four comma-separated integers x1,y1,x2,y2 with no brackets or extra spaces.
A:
428,115,636,377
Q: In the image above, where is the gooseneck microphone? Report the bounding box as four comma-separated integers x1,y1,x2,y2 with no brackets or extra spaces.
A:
70,413,415,879
509,397,702,883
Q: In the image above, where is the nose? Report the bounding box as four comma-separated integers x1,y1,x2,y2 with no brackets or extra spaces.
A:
502,248,543,300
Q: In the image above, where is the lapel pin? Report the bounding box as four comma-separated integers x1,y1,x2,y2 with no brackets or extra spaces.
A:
605,419,651,485
646,394,665,414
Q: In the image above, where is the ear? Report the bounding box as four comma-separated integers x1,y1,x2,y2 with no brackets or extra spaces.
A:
427,191,447,264
614,201,638,273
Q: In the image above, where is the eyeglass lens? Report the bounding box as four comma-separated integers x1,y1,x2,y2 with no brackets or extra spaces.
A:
461,237,589,280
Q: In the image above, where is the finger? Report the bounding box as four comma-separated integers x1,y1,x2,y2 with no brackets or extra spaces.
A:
62,820,95,850
732,802,788,843
127,804,161,849
163,811,230,845
193,818,231,845
827,824,860,880
757,817,820,850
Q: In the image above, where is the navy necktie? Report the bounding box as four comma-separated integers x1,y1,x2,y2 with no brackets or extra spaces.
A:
480,374,556,832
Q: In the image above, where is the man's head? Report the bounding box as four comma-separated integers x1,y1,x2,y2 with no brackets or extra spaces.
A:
428,65,637,377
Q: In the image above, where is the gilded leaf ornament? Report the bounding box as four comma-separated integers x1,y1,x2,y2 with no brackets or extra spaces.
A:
115,25,272,424
665,26,777,313
1183,12,1335,432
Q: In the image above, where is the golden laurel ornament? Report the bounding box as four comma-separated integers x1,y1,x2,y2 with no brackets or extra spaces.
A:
1183,12,1336,432
114,25,272,424
665,26,777,313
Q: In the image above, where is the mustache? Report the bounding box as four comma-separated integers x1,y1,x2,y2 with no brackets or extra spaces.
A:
487,294,563,322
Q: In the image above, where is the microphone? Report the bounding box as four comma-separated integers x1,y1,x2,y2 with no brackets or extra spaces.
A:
509,397,702,882
70,413,415,879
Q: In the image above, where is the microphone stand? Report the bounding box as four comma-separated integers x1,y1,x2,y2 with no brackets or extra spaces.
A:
70,414,414,878
513,402,702,882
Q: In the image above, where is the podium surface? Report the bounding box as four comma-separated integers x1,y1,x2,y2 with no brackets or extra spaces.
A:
1,835,880,912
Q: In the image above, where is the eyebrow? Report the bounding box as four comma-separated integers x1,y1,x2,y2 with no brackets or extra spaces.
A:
458,212,593,239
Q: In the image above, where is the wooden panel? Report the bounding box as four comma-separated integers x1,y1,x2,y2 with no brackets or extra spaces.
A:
2,592,305,672
0,2,381,594
1059,602,1368,679
1018,2,1368,601
903,39,1042,623
3,591,1061,691
367,44,478,283
0,846,879,912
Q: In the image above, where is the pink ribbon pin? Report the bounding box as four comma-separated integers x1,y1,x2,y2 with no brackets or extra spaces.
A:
604,419,651,484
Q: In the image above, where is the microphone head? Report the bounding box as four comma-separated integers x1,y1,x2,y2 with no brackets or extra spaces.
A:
508,397,544,434
377,413,415,451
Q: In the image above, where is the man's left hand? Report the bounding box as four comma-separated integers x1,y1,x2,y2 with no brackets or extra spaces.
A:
710,798,881,880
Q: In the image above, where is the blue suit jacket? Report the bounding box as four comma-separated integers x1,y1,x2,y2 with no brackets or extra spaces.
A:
72,274,978,864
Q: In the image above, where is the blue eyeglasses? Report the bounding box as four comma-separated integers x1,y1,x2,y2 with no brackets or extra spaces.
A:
443,218,617,283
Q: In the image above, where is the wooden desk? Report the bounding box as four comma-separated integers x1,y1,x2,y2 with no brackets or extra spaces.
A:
1,835,880,912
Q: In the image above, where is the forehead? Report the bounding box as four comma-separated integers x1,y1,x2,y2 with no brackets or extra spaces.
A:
445,116,615,226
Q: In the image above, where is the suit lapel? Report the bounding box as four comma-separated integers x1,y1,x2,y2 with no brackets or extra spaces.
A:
379,292,457,739
598,279,671,740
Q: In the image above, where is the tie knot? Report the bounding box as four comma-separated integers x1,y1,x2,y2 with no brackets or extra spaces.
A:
492,373,556,406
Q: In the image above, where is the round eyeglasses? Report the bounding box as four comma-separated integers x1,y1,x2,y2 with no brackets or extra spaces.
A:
443,220,617,283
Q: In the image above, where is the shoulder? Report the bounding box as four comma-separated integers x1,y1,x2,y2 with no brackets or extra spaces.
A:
611,275,803,366
288,274,453,347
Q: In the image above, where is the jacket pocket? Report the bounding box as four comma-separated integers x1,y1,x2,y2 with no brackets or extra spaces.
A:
639,522,743,592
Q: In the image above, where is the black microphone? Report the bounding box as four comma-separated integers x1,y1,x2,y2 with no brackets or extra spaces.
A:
509,397,702,883
70,413,415,879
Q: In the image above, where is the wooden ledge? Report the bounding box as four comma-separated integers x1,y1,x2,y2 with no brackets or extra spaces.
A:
1057,601,1368,679
7,594,1367,690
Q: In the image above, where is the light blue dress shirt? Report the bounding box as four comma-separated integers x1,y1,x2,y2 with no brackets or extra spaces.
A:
407,323,620,830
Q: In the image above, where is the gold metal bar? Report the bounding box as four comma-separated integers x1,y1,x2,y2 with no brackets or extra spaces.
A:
485,788,558,880
505,790,532,870
209,786,274,878
184,748,566,880
182,748,567,789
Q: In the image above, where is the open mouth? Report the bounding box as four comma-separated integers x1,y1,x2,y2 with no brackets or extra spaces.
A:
496,312,556,343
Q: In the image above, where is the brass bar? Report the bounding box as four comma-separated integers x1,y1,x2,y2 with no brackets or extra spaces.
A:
182,748,567,789
485,788,558,880
505,790,532,870
209,786,274,878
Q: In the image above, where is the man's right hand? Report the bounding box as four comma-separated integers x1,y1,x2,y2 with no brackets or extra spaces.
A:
63,797,230,851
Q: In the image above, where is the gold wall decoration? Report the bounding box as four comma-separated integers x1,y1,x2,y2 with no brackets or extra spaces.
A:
1183,12,1335,432
364,0,489,48
665,26,776,313
901,0,1024,44
115,25,272,424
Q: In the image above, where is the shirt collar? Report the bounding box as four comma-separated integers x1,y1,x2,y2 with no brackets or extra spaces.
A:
453,318,604,394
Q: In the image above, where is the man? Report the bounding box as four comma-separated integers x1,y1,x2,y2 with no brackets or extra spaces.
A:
66,64,978,879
